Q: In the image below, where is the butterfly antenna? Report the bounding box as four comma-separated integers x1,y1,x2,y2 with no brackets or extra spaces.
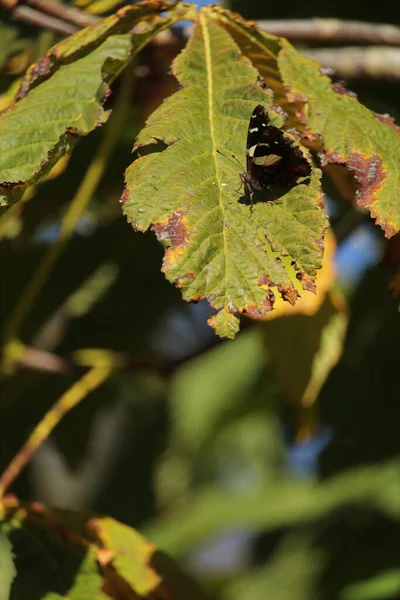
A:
216,149,245,171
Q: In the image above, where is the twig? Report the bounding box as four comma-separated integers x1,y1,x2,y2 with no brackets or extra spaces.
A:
13,345,72,374
26,0,99,28
257,19,400,46
12,5,79,36
4,0,400,50
0,364,111,497
305,46,400,80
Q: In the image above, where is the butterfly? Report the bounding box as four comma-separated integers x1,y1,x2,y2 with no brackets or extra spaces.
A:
240,105,311,207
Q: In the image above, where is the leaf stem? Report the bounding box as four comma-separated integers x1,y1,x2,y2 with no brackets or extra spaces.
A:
0,364,111,497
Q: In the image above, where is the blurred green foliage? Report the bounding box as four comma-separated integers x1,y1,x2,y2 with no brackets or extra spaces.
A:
1,4,399,600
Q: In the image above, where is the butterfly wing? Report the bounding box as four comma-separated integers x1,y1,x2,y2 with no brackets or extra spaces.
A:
245,105,311,193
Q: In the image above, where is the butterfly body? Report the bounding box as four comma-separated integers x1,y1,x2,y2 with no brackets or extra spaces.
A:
241,105,311,206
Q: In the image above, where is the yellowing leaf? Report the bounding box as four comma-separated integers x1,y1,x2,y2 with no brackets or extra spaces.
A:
214,7,400,238
123,12,326,339
91,517,161,596
261,229,337,319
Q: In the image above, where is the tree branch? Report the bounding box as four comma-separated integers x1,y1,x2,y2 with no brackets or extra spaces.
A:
26,0,99,28
305,46,400,80
3,0,400,49
257,19,400,46
12,5,79,36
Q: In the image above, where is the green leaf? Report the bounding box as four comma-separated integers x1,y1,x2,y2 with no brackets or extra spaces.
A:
170,329,266,450
0,1,194,209
146,460,400,554
1,499,206,600
227,533,325,600
340,570,400,600
0,530,16,600
4,522,106,599
0,35,131,209
279,46,400,239
214,7,400,238
262,292,348,406
123,13,326,339
91,517,162,596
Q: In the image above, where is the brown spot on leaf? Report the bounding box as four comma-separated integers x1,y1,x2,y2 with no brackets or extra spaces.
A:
258,273,276,288
331,81,357,98
120,187,130,204
16,56,52,100
321,151,392,233
153,210,189,247
319,67,335,79
373,112,400,135
319,150,345,166
283,86,308,126
244,289,275,318
296,272,317,293
271,104,288,119
347,153,390,230
286,127,301,140
277,284,299,305
302,130,321,149
154,211,190,270
284,86,308,105
295,110,308,126
244,304,268,319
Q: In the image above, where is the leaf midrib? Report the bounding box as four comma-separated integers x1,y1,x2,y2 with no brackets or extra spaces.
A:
200,13,228,301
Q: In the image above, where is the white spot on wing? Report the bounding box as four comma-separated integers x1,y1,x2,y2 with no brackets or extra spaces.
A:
253,154,282,166
248,144,257,157
249,127,258,133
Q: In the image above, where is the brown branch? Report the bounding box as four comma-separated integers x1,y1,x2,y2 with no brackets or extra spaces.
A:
305,46,400,80
26,0,99,28
257,19,400,46
3,0,400,50
10,332,226,378
12,5,79,36
14,346,72,375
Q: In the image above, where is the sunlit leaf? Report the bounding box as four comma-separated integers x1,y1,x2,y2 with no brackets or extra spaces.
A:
0,1,194,209
0,498,205,599
91,517,161,596
214,7,400,238
123,13,326,339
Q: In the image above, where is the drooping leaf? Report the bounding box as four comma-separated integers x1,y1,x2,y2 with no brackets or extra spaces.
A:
214,7,400,238
0,498,206,600
0,2,194,209
2,507,106,599
122,13,326,339
261,232,348,408
91,517,161,596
